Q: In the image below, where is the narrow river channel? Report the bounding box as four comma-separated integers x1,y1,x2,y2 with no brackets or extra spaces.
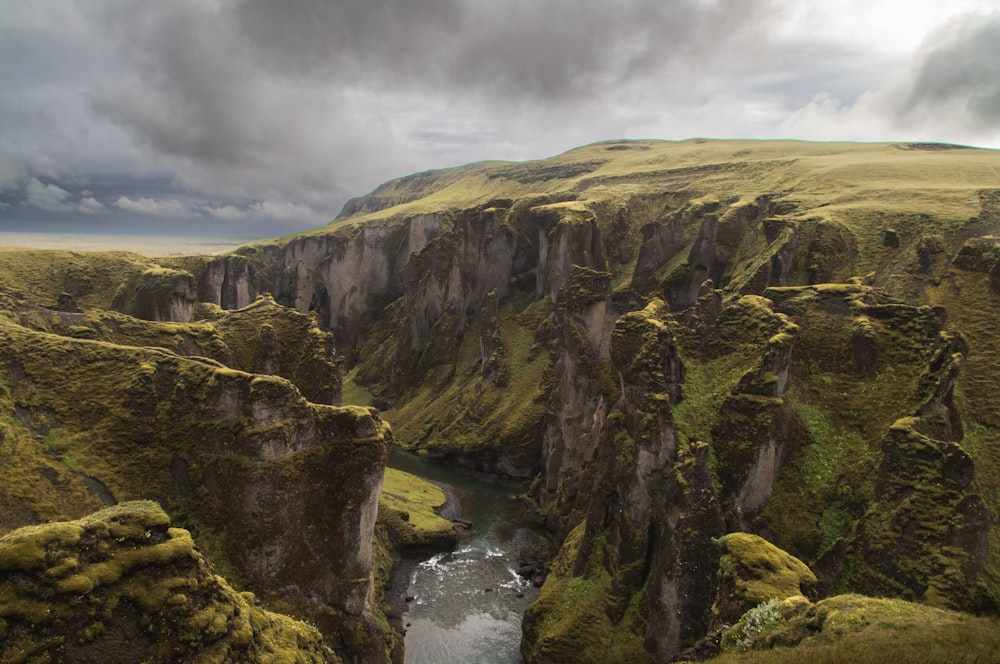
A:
388,448,545,664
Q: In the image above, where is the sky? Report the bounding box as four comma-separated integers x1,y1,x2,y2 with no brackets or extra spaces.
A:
1,0,999,239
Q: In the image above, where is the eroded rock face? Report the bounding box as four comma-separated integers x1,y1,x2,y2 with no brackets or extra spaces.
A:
710,296,799,530
111,267,197,323
537,267,617,528
0,501,337,663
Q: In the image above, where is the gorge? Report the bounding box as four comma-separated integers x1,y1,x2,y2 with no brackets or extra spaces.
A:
2,138,1000,662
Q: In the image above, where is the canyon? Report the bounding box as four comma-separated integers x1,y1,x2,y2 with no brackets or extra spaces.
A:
2,139,1000,661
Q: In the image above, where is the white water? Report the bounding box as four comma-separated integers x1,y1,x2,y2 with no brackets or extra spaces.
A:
389,450,544,664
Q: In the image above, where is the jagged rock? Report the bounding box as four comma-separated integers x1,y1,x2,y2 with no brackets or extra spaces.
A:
0,501,336,662
537,266,618,524
951,236,1000,294
916,234,947,274
710,297,798,529
837,417,990,611
55,292,80,313
479,288,508,386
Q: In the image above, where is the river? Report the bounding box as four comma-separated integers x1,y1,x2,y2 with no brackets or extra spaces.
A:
387,448,545,664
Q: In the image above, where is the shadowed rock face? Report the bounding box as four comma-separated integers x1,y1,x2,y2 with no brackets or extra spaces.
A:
112,268,197,323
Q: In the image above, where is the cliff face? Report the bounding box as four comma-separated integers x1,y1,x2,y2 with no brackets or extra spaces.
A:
174,139,998,659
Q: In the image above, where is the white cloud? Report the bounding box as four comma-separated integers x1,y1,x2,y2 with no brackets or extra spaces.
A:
248,200,328,225
25,177,73,212
77,196,107,215
205,204,247,220
23,177,112,215
114,196,197,218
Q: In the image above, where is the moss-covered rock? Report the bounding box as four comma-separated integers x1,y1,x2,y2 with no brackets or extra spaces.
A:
0,501,337,663
713,532,817,626
715,593,1000,662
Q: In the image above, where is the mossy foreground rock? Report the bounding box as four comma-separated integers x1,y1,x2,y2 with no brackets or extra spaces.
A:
0,501,336,663
716,593,1000,663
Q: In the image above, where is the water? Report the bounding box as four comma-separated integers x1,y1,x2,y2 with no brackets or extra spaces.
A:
388,448,544,664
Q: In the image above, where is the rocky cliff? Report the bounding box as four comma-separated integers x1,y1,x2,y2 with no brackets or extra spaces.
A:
0,501,337,663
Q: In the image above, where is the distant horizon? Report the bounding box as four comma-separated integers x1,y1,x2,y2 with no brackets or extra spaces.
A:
0,230,252,256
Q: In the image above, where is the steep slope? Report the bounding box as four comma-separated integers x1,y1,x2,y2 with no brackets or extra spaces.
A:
0,294,395,660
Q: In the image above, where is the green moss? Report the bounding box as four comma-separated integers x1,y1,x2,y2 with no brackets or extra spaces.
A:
522,523,653,664
716,533,816,611
377,467,457,549
0,249,155,310
387,312,549,471
342,366,374,407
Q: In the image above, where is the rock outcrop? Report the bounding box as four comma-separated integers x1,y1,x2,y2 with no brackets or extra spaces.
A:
0,501,337,663
111,266,197,323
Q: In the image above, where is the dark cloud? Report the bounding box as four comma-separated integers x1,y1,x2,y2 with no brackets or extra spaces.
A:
2,1,998,240
902,13,1000,132
233,0,777,100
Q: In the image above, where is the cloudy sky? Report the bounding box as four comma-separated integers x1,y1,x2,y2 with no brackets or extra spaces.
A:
1,0,999,239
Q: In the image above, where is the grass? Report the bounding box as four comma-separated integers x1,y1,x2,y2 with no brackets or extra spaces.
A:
377,467,457,548
0,249,155,311
342,365,374,407
323,140,999,235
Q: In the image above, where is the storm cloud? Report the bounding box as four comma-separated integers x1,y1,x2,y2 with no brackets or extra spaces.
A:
1,1,998,237
902,13,1000,133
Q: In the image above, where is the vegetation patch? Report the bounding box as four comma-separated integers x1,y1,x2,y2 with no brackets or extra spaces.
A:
0,502,336,663
377,468,457,550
